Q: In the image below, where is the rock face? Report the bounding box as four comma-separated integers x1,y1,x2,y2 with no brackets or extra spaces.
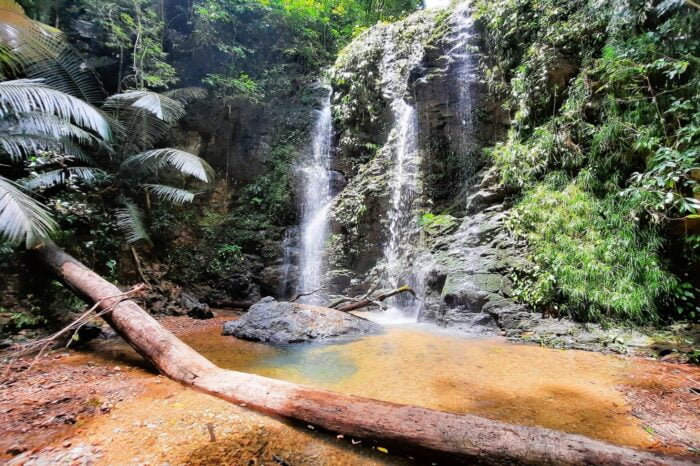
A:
222,297,381,344
322,5,522,333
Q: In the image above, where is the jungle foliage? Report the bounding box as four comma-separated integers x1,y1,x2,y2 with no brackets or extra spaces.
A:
19,0,420,102
0,0,212,257
475,0,700,322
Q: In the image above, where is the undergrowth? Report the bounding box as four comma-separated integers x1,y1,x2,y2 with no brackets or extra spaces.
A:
475,0,700,323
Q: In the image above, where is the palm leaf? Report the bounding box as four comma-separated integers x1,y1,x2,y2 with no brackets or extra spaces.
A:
121,148,213,183
0,133,59,161
115,202,150,244
105,90,185,122
109,105,172,157
11,112,102,145
0,79,111,140
163,87,207,105
25,44,106,105
0,133,90,161
23,166,104,191
0,0,104,103
142,184,196,204
0,174,56,244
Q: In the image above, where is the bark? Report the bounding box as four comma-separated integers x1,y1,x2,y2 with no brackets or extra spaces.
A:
336,285,416,313
33,240,691,465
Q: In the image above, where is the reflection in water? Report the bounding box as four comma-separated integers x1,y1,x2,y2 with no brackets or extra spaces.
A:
181,325,656,449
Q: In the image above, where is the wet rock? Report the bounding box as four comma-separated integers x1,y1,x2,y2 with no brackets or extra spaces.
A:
222,297,381,344
179,292,213,320
258,264,290,297
218,270,261,303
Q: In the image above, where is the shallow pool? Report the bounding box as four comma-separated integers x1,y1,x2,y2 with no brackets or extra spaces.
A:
180,320,656,449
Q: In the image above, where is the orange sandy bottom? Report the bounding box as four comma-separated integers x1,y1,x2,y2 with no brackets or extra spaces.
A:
23,321,699,465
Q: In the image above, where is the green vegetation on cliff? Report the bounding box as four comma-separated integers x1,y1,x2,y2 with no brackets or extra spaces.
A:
475,0,699,322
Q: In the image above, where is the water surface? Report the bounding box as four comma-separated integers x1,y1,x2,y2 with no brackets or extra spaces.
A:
182,322,656,449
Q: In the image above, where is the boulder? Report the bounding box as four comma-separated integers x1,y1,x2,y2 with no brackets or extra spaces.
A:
222,297,381,344
179,291,214,320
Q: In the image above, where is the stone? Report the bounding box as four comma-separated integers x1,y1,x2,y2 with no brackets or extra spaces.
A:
179,292,214,320
222,297,381,344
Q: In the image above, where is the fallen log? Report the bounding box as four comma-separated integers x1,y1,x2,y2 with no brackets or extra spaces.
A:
336,285,416,313
33,240,691,465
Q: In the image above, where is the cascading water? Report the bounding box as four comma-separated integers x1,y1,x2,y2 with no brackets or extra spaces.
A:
373,17,430,322
296,88,333,303
449,1,481,185
375,1,481,323
382,100,422,321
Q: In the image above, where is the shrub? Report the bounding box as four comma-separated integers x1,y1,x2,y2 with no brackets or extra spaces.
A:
508,182,675,323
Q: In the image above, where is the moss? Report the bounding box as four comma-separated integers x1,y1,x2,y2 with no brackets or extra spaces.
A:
420,212,459,236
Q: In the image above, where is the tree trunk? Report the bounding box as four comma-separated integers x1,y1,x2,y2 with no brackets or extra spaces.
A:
33,240,690,465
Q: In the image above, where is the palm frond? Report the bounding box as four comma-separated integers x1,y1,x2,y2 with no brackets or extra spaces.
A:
0,173,56,244
0,79,111,140
0,0,104,103
115,202,150,244
105,90,185,122
163,87,207,105
142,184,196,204
0,133,58,161
23,166,104,191
0,133,89,161
0,41,19,76
12,112,101,145
121,148,213,183
25,44,105,105
108,105,172,156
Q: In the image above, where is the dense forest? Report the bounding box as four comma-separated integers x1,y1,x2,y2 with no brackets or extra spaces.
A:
0,0,698,464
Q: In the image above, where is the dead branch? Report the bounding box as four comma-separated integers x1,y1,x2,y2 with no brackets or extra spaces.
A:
290,287,322,302
336,285,416,313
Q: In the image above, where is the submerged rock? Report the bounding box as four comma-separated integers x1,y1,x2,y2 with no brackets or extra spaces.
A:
222,297,381,344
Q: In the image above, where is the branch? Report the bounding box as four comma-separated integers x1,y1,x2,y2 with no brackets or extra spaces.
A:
1,284,146,382
290,287,322,303
336,285,416,313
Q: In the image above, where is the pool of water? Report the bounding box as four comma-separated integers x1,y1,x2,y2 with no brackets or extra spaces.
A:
181,320,656,449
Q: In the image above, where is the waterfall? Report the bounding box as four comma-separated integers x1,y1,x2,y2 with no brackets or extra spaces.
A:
375,2,480,322
382,99,422,320
450,1,480,184
296,88,333,302
373,17,429,322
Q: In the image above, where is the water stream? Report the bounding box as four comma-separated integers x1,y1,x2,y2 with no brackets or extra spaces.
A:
296,88,334,302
